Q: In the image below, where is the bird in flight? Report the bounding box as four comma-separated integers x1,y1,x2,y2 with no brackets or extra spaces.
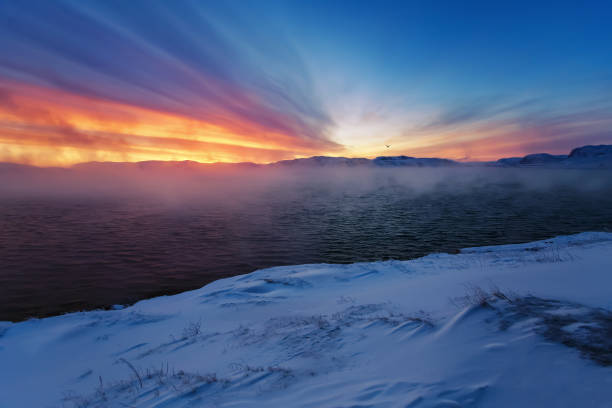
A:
385,144,391,148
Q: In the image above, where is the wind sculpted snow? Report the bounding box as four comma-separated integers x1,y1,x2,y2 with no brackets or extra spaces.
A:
1,232,611,407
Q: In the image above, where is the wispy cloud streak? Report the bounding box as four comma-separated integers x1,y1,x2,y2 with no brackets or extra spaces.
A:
0,0,338,164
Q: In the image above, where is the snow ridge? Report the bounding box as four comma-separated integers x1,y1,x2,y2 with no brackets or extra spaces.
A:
1,232,611,407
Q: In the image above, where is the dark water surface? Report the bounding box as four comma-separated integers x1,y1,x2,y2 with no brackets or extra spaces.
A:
1,168,612,321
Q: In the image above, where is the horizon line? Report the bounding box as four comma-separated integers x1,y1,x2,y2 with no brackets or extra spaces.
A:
1,143,607,170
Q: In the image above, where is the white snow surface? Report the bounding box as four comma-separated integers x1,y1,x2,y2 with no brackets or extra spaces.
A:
1,232,612,407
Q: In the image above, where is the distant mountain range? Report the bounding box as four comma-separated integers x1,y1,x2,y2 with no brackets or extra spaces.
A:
486,144,612,168
270,155,458,168
1,144,611,172
271,145,612,169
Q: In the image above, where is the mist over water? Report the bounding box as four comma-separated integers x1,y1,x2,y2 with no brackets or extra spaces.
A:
1,166,612,321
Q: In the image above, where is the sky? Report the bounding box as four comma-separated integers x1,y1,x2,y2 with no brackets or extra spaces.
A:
0,0,611,166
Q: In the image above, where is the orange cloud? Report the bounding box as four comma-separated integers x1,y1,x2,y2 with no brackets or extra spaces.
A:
0,80,340,166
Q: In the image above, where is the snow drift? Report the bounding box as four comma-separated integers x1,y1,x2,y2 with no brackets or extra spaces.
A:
1,232,612,407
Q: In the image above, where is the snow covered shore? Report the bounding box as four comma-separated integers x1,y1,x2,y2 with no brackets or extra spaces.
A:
1,233,612,407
